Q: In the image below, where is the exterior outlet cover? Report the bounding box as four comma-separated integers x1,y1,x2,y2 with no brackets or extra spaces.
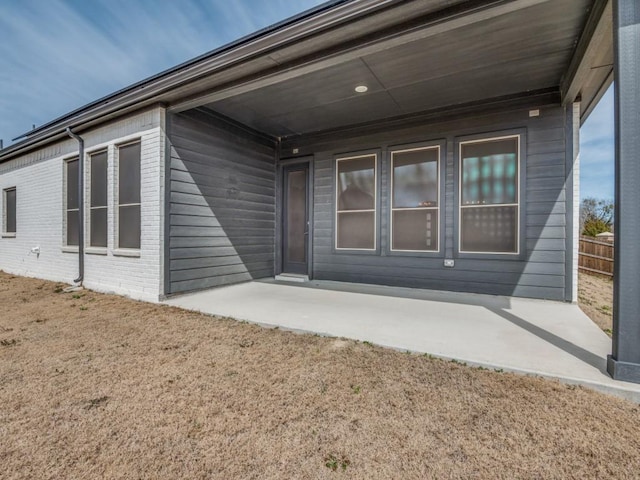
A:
444,259,455,268
529,109,540,117
292,148,299,154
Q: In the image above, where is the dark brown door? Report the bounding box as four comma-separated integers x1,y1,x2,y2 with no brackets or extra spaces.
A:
282,165,309,275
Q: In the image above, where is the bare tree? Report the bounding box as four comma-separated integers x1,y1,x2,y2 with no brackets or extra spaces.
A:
580,197,614,237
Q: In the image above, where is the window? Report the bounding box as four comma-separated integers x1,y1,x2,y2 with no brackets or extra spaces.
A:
117,141,141,249
335,154,376,250
89,151,108,247
3,187,16,235
391,146,440,252
459,135,519,254
65,159,79,246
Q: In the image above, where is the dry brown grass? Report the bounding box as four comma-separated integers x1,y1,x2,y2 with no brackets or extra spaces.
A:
1,271,640,479
578,271,614,334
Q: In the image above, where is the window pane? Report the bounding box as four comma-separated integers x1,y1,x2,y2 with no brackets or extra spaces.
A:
286,170,307,264
393,149,438,208
337,211,374,249
337,156,375,211
5,189,16,233
66,159,79,210
393,209,438,251
67,210,79,246
119,205,141,249
90,208,107,247
91,151,108,208
461,138,518,206
461,206,517,253
119,142,141,205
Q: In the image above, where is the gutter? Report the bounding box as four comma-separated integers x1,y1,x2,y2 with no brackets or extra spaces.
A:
66,128,84,285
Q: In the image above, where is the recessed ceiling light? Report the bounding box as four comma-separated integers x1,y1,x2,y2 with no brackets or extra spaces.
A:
355,85,368,93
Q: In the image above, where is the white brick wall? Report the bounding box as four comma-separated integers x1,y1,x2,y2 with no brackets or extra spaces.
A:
572,102,581,303
0,107,165,302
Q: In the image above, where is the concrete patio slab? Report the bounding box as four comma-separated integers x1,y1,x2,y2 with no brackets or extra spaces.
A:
164,279,640,402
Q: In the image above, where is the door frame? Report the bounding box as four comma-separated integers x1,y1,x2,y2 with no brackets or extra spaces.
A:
276,155,314,278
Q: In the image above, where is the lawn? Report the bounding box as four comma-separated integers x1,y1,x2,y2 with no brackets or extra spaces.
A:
1,271,639,479
578,271,614,335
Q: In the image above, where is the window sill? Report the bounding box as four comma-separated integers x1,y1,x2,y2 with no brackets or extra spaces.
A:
112,249,141,258
61,245,79,253
333,247,379,256
455,250,524,261
1,233,16,238
387,249,443,258
86,247,108,256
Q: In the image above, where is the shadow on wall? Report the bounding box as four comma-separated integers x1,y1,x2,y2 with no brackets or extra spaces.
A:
167,108,277,294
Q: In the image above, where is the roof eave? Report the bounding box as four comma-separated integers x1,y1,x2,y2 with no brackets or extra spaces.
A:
0,0,396,162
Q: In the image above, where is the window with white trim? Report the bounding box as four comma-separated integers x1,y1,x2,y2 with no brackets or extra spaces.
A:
459,135,519,254
89,150,108,247
65,159,79,246
3,187,16,235
117,141,141,249
335,154,376,250
391,146,440,252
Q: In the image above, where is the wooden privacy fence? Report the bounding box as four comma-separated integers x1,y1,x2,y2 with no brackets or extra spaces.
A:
579,236,614,277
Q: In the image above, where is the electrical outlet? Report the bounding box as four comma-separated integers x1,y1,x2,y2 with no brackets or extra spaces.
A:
444,259,455,268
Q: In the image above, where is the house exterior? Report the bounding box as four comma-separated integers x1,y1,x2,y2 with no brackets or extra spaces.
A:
1,0,638,382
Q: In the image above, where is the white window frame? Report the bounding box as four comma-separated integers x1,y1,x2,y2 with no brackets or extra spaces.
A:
115,139,142,252
2,187,16,237
458,134,520,255
88,149,109,250
335,153,377,251
390,145,441,253
63,158,79,248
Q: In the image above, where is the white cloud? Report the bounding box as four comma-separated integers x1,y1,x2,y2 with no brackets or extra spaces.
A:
0,0,323,144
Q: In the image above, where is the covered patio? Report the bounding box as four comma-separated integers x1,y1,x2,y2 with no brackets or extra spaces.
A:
163,0,640,383
164,278,640,401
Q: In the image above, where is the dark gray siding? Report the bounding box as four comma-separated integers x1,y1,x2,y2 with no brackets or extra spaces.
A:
168,109,276,294
283,97,572,300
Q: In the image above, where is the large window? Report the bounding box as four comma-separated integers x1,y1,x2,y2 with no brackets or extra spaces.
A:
391,146,440,252
335,154,376,250
65,159,79,246
117,141,141,250
459,135,519,254
89,150,108,247
3,187,16,235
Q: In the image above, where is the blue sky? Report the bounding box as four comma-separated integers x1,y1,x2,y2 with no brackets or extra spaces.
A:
579,85,615,201
0,0,614,201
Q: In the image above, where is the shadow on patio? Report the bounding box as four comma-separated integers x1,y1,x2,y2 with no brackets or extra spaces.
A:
164,279,640,401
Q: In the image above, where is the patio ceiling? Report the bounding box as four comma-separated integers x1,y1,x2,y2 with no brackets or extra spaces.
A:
205,0,596,137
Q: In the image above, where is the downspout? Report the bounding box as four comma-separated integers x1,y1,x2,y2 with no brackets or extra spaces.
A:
66,128,84,285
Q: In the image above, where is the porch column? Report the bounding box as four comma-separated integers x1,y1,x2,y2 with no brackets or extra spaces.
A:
607,0,640,382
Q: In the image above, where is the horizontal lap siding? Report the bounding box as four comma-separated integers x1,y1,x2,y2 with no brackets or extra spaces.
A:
295,103,569,300
168,110,276,294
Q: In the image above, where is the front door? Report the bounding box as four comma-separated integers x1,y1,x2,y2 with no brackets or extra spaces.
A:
282,164,309,275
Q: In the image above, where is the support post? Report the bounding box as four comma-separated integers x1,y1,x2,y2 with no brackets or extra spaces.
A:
607,0,640,382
